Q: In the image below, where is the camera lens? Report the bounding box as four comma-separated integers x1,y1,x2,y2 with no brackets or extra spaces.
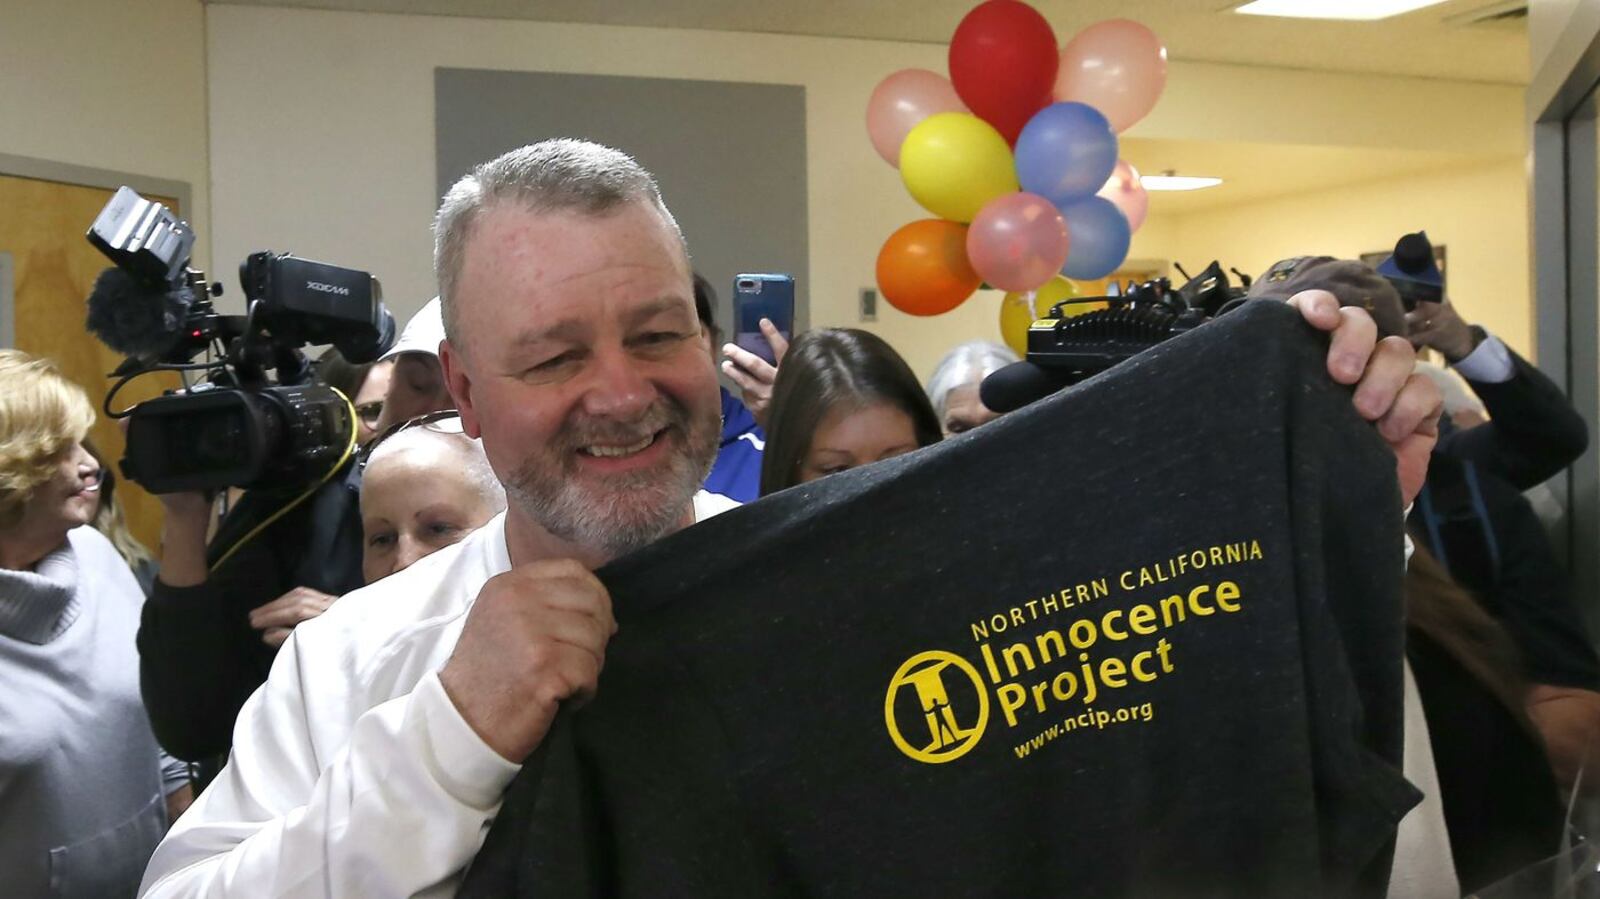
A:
194,408,248,468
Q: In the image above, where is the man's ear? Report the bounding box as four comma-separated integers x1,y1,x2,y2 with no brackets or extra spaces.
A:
439,339,482,439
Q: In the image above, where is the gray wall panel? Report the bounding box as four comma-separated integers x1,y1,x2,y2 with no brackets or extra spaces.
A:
435,68,808,340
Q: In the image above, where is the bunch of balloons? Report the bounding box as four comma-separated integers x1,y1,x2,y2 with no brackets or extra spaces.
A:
868,0,1166,321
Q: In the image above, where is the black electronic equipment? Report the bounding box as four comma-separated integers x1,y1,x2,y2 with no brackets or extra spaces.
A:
84,187,396,493
982,263,1246,414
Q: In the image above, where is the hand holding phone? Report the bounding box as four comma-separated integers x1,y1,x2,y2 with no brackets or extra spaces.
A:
721,274,795,430
732,274,794,366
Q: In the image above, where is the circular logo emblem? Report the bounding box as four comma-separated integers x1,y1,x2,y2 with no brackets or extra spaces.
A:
884,650,989,764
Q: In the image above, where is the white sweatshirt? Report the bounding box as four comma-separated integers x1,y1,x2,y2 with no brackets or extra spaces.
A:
139,493,739,899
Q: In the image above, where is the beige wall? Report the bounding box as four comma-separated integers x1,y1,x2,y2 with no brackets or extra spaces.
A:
204,4,1525,380
1162,159,1530,354
0,0,211,267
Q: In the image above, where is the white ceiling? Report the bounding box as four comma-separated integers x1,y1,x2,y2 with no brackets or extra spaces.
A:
1122,137,1491,214
211,0,1530,85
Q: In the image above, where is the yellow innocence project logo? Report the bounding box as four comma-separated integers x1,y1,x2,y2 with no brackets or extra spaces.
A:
883,551,1263,765
884,651,990,763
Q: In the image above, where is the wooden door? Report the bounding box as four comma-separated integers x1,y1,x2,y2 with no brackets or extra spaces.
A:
0,173,183,554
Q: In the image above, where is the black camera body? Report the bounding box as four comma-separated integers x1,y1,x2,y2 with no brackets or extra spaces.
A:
240,252,394,364
85,188,396,494
121,382,354,493
1025,263,1235,379
983,263,1243,415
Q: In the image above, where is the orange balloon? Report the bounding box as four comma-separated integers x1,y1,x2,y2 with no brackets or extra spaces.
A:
876,220,982,316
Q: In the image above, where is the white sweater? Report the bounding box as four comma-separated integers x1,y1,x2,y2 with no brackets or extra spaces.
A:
139,493,738,899
0,526,188,898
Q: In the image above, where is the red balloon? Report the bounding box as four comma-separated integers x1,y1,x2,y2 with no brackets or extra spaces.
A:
876,220,982,316
948,0,1059,146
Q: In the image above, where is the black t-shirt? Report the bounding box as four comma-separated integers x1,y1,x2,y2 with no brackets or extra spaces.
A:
461,301,1418,898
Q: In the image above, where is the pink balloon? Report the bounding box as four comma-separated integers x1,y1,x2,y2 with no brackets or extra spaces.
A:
866,69,968,166
1096,160,1148,232
1054,19,1167,134
966,192,1070,292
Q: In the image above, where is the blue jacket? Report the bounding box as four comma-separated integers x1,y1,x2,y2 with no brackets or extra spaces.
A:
704,388,764,503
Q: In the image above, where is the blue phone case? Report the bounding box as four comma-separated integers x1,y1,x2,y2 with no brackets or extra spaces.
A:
732,273,794,366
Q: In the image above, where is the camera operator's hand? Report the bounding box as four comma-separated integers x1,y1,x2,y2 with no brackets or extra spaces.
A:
248,586,338,649
720,318,790,430
1404,296,1478,362
155,491,214,588
1290,290,1443,505
438,560,616,763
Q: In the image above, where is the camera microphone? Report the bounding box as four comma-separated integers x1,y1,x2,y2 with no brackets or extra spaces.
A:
1392,232,1434,275
980,360,1077,414
84,266,196,360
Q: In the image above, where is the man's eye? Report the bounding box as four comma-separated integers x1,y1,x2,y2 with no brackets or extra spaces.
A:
530,352,579,373
427,521,463,538
367,533,395,548
636,331,685,347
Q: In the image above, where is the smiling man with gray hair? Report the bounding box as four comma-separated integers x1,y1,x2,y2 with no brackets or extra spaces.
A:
140,138,735,898
139,139,1438,898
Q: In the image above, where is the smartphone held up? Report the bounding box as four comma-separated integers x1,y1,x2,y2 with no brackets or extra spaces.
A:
732,273,795,366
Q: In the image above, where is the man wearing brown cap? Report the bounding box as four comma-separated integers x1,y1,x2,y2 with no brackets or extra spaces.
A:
1248,255,1587,485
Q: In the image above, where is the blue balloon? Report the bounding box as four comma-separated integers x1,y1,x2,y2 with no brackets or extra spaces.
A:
1059,197,1132,280
1014,103,1119,206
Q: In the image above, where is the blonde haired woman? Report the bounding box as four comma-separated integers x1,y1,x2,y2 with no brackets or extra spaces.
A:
0,349,190,897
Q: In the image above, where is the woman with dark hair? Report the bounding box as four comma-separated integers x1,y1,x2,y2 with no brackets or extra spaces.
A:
315,347,394,446
759,328,942,496
1402,546,1567,895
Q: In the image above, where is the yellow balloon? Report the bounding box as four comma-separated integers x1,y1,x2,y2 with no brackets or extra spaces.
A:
998,277,1103,356
899,113,1019,223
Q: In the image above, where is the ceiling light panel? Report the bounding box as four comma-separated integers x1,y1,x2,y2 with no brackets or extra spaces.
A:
1233,0,1452,21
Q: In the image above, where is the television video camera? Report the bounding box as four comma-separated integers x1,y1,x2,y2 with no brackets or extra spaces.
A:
981,261,1247,414
84,187,396,494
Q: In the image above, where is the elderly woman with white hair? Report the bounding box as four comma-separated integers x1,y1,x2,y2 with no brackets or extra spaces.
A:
356,412,507,586
924,340,1020,436
0,349,191,897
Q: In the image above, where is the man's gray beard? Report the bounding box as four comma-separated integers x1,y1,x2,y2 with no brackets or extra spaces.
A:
503,398,718,560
